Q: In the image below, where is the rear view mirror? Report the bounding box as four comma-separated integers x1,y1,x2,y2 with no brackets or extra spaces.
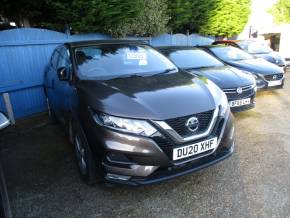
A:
57,67,69,81
0,112,10,130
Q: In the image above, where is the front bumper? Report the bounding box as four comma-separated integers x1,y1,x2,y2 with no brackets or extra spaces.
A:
257,77,285,90
223,86,256,113
99,111,235,186
228,95,256,113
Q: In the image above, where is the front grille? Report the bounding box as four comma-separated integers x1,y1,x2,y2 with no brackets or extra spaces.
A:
165,110,214,138
223,85,255,100
264,74,283,81
152,117,225,163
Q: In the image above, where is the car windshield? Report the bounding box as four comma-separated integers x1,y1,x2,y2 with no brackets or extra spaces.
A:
237,41,272,54
210,46,253,61
167,49,224,69
75,44,178,80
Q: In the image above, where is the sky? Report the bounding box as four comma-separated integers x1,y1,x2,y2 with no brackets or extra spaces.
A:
248,0,277,27
238,0,277,39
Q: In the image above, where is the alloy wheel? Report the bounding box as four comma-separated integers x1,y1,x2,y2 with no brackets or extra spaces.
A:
74,135,87,175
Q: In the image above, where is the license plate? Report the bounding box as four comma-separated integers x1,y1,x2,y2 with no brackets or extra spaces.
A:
173,137,217,161
268,80,282,87
229,98,251,108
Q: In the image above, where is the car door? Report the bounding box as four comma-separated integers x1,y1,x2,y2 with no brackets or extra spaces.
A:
45,47,61,116
54,46,74,122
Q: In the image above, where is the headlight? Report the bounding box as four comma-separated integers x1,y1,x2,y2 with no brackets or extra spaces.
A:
252,73,264,83
253,73,264,79
252,73,266,88
219,92,229,117
254,85,258,92
93,113,158,137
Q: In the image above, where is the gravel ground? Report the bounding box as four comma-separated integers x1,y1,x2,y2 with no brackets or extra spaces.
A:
0,73,290,218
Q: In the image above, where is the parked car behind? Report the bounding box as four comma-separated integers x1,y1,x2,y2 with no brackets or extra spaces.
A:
158,46,256,112
44,40,235,186
200,45,285,90
212,40,286,68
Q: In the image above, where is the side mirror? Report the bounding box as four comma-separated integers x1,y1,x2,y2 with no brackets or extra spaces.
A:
57,67,70,81
0,112,10,130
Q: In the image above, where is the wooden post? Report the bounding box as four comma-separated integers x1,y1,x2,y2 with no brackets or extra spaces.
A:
2,93,15,125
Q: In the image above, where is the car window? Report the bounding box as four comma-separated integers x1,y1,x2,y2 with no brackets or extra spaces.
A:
237,41,272,54
57,47,71,69
210,46,253,61
51,49,60,69
74,44,177,80
168,49,224,69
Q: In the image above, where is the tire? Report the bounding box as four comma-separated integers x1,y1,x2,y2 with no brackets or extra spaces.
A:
69,118,98,185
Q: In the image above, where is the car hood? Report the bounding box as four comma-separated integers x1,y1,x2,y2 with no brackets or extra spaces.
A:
77,72,221,120
189,66,255,89
253,52,286,66
226,58,284,75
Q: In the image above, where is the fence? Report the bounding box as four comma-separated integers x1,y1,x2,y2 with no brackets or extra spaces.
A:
0,28,214,121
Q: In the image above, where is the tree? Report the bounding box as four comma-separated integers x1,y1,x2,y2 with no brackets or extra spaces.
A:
43,0,144,36
198,0,251,37
118,0,169,36
0,0,169,37
269,0,290,23
168,0,251,37
1,0,250,37
168,0,193,32
42,0,169,37
0,0,49,26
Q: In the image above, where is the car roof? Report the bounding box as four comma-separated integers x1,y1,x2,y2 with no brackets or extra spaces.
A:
214,39,254,44
198,44,227,49
214,40,239,43
65,40,149,48
157,46,201,52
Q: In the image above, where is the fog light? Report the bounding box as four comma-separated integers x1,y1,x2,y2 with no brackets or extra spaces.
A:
107,153,130,163
106,173,131,181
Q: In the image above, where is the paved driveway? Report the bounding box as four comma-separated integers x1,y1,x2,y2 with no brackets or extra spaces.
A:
0,74,289,218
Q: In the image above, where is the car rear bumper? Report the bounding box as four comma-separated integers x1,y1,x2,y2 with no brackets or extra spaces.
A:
98,112,235,186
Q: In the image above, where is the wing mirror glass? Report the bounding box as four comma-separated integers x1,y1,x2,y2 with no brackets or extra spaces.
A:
57,67,70,81
0,112,10,130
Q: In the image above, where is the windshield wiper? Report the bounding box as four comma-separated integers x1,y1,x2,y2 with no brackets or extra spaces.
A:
105,74,145,80
184,66,213,71
154,68,177,75
183,67,198,71
106,68,177,80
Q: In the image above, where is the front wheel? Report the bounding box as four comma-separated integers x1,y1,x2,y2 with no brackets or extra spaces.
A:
70,119,98,185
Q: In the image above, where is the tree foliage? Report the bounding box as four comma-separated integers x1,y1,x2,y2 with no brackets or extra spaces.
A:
35,0,169,37
119,0,169,36
168,0,193,32
0,0,251,37
0,0,49,25
269,0,290,23
168,0,251,37
198,0,251,37
43,0,145,36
